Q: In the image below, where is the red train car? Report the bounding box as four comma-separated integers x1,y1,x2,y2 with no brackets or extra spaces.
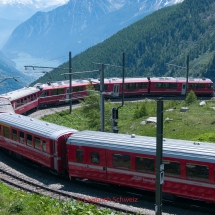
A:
102,77,214,97
0,77,213,115
34,80,89,107
0,87,40,114
67,130,215,202
0,113,77,173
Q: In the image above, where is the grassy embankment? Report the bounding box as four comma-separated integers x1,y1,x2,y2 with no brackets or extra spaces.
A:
0,182,126,215
41,98,215,143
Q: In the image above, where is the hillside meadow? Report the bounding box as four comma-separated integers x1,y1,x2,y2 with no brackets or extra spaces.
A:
40,96,215,143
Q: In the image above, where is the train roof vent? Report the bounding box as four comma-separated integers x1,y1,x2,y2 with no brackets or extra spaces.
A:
131,134,135,138
193,142,200,145
202,78,206,80
159,77,165,80
189,78,195,81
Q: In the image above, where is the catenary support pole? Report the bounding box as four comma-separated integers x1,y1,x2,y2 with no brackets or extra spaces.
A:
122,52,125,107
100,64,105,132
186,55,189,97
69,52,72,114
155,97,164,215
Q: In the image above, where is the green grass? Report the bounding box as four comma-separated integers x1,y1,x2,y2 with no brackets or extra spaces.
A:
0,182,126,215
41,99,215,143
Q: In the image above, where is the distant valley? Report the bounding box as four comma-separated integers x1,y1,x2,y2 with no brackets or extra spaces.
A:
2,0,184,62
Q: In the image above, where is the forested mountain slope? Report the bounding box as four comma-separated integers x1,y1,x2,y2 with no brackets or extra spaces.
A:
31,0,215,86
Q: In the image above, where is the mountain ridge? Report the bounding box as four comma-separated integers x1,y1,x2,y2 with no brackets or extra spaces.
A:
2,0,183,61
29,0,215,86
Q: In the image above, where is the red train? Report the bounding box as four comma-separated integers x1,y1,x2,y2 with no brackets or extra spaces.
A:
0,112,215,203
0,77,214,114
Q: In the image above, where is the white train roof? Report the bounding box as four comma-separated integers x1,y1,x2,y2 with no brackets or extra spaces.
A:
67,130,215,163
0,98,14,113
0,87,40,101
34,77,213,87
0,113,77,140
34,79,90,88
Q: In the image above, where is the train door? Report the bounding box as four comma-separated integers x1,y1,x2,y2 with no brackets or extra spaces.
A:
181,83,186,95
113,84,119,97
66,88,69,102
85,147,107,181
53,140,58,172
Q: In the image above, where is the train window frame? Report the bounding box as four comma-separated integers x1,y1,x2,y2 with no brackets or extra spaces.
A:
12,129,17,141
58,88,64,95
135,157,154,173
76,149,83,163
19,131,25,144
27,96,30,102
40,90,47,97
113,154,131,170
91,152,100,164
34,136,41,150
42,140,46,152
163,160,180,177
94,84,100,91
26,134,32,146
3,126,10,138
186,163,209,182
136,83,147,89
52,89,58,96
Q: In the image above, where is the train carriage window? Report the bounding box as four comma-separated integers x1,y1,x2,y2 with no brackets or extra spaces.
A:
129,84,135,91
169,83,177,88
76,149,83,163
164,161,180,177
58,88,64,95
136,83,147,88
52,89,58,95
190,84,205,89
74,86,84,92
94,84,100,91
12,129,17,141
162,83,169,88
3,126,9,138
124,84,130,90
186,164,209,182
42,140,46,152
27,134,32,146
34,137,41,150
27,96,30,102
135,157,154,173
155,83,162,88
33,94,37,100
113,154,130,169
40,90,47,97
91,152,100,164
208,84,213,88
23,97,27,104
19,131,25,144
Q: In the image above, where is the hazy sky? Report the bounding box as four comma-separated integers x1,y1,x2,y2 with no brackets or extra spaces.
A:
0,0,69,6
